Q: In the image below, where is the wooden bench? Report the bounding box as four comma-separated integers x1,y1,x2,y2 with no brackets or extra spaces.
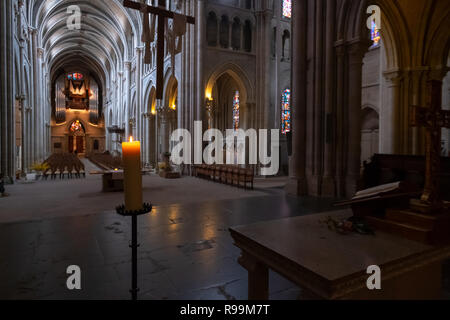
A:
43,153,85,180
193,164,254,189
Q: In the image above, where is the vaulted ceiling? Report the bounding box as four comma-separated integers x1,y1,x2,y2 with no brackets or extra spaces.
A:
29,0,143,89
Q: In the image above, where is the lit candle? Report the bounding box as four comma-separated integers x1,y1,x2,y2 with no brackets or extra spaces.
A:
122,137,143,211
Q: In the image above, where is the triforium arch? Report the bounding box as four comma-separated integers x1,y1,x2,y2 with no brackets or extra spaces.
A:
205,62,254,131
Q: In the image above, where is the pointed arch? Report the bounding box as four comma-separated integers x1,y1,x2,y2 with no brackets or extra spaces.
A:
205,62,254,104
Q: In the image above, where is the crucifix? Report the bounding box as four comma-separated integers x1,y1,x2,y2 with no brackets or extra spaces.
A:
410,79,450,212
123,0,195,100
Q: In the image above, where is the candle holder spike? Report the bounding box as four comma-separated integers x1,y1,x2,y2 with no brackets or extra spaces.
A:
115,202,152,300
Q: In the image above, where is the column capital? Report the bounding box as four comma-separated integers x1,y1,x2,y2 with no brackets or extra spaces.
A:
37,47,44,58
124,61,132,70
428,67,448,81
347,40,371,61
383,69,403,85
28,27,37,36
335,41,346,57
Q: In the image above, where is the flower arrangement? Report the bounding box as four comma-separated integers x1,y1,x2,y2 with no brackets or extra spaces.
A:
30,162,50,173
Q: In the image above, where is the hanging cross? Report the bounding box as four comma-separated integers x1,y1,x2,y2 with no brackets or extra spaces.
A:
410,80,450,208
123,0,195,100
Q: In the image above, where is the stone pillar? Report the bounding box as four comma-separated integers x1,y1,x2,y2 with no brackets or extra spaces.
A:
143,112,150,165
0,0,15,182
117,71,124,133
30,28,39,165
37,47,44,162
124,61,132,139
136,47,143,142
158,105,170,160
285,0,307,196
345,42,367,196
196,0,205,123
254,3,272,131
322,0,337,196
335,44,346,197
382,70,402,154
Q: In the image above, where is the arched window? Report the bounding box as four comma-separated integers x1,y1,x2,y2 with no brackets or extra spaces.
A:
282,0,292,18
70,120,84,134
68,72,83,81
231,18,241,50
233,91,240,130
281,89,291,135
243,20,252,52
207,12,218,46
220,15,230,48
371,20,381,46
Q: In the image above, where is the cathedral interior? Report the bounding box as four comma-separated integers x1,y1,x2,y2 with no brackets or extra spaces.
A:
0,0,450,303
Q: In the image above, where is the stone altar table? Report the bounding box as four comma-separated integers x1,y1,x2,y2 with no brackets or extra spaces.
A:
229,209,450,300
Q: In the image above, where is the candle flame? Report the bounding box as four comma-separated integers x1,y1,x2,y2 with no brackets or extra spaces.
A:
129,136,133,142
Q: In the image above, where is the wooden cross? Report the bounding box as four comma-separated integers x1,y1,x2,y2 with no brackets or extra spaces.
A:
123,0,195,100
410,80,450,208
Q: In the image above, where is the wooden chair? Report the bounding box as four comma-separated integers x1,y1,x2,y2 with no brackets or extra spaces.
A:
43,168,50,180
232,167,240,186
220,165,227,184
226,166,233,185
244,168,254,189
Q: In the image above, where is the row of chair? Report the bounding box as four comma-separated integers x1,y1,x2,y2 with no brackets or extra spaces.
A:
193,164,254,189
43,153,86,180
88,151,123,170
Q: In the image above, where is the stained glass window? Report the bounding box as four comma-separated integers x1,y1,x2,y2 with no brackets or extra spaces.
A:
68,73,83,81
233,91,240,131
283,0,292,18
371,20,381,46
70,120,83,133
281,89,291,135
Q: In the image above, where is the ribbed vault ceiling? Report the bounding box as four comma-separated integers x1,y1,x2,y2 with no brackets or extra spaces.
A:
29,0,143,89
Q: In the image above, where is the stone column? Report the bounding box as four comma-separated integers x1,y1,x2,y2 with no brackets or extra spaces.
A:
0,0,15,182
18,38,26,173
322,0,337,196
124,61,132,139
37,47,44,162
136,47,143,142
117,72,123,133
196,0,205,123
382,70,402,154
158,104,170,160
143,112,150,165
285,0,307,196
30,28,39,165
335,43,346,197
345,41,367,196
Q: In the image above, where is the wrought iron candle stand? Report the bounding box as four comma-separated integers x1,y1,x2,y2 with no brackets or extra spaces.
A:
116,202,152,300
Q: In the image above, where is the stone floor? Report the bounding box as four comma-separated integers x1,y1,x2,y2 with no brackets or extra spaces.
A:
0,171,285,223
1,169,449,300
0,187,335,300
